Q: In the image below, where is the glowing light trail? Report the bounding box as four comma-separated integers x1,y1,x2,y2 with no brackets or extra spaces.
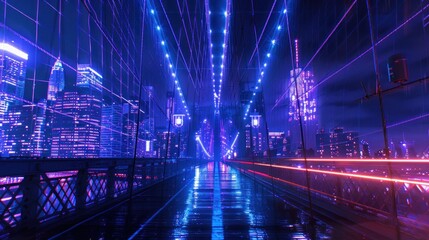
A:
196,135,212,158
226,160,429,186
223,132,239,158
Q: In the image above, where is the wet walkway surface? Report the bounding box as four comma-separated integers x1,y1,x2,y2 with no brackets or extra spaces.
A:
41,162,357,239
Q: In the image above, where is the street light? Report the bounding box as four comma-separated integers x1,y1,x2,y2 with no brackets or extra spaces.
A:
173,114,185,158
250,112,261,158
250,113,261,128
173,114,185,128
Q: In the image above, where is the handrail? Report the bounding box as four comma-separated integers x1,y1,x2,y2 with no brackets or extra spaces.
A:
0,157,197,235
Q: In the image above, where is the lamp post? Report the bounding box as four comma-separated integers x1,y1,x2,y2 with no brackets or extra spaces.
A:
173,114,185,158
250,113,261,157
250,113,261,128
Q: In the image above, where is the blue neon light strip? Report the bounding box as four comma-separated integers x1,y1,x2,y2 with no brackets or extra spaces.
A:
211,161,224,239
216,0,231,110
223,132,239,157
243,7,288,120
147,1,191,119
196,136,212,158
206,0,231,111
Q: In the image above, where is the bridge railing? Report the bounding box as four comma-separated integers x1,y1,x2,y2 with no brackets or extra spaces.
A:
0,157,197,234
226,158,429,238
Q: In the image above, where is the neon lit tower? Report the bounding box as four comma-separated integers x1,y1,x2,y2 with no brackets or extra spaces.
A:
47,58,65,101
0,43,28,155
288,39,317,154
74,65,103,158
100,103,123,157
51,65,103,158
43,59,66,157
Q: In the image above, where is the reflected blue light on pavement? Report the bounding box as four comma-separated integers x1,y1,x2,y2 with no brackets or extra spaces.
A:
173,166,203,238
224,163,261,239
212,161,224,239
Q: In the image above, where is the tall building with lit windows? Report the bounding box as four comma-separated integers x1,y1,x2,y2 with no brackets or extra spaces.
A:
288,39,317,154
316,129,330,158
47,58,65,101
100,103,123,157
244,124,252,157
32,99,48,156
268,132,289,157
0,43,28,155
2,105,34,156
74,65,103,158
51,65,103,158
315,127,360,158
122,100,140,158
51,91,79,158
329,128,359,158
44,59,66,157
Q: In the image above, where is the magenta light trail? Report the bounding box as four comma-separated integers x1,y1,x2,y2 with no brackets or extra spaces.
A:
226,160,429,187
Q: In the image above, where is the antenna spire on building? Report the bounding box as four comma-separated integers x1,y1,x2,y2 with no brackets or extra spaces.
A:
295,39,299,68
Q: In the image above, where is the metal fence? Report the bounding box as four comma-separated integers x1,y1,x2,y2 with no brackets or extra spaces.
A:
0,157,196,234
226,158,429,239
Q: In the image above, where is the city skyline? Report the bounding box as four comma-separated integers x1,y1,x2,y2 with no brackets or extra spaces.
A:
0,0,428,158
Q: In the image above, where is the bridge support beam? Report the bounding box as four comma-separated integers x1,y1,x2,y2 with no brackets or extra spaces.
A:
127,164,134,194
21,174,40,229
106,164,116,200
76,168,88,211
214,113,220,161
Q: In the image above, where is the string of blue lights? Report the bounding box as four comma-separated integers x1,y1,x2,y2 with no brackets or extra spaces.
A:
206,0,231,112
147,1,191,120
243,8,288,120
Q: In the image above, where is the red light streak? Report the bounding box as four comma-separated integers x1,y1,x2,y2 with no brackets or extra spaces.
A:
287,158,429,163
244,168,387,214
226,160,429,186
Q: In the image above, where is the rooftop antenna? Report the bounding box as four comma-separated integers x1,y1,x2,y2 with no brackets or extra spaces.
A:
295,39,299,68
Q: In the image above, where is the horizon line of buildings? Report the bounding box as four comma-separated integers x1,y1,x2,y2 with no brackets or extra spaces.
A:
0,42,182,159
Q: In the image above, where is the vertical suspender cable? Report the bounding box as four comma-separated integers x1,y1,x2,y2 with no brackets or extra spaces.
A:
284,0,315,226
130,0,147,199
365,1,401,238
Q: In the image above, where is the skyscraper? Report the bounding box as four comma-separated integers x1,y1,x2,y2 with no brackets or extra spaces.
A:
32,99,47,156
51,65,103,158
142,86,155,135
74,65,103,158
244,124,252,157
51,91,79,158
268,132,286,157
252,131,265,157
0,43,28,110
330,128,359,158
100,103,123,157
155,131,177,158
2,105,34,156
315,128,360,158
44,59,66,157
201,118,213,156
316,129,330,158
0,43,28,155
122,100,141,158
288,39,317,153
47,58,65,101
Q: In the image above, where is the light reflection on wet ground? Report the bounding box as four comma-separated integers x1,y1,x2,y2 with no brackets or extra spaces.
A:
43,161,360,239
